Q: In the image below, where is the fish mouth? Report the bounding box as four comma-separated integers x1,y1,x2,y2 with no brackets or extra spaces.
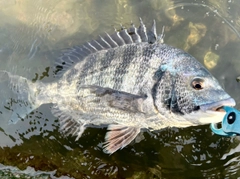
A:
199,97,236,112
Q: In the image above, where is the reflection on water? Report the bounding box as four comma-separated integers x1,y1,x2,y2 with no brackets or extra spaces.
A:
0,0,239,178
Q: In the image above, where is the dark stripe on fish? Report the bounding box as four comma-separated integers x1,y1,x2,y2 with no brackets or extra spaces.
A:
133,45,154,91
112,45,138,90
77,54,97,85
98,49,116,86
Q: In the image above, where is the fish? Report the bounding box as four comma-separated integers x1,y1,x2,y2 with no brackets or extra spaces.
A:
2,18,236,154
211,106,240,136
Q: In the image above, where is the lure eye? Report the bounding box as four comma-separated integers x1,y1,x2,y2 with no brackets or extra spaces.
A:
191,78,204,90
227,112,236,124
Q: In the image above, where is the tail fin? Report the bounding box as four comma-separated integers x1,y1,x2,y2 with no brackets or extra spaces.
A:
0,71,40,124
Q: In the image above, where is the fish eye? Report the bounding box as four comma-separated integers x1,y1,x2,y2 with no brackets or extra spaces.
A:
191,78,204,90
227,112,236,124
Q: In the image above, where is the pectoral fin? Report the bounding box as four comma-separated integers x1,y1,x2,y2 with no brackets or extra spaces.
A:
103,124,141,154
79,85,147,114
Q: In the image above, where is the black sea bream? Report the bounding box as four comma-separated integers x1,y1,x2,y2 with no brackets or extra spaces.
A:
5,19,236,154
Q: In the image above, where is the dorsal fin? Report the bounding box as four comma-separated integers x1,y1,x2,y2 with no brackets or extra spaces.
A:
54,19,160,78
148,20,158,44
137,18,148,42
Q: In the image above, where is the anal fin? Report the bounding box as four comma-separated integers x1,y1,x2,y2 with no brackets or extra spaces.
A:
51,105,86,141
103,124,140,154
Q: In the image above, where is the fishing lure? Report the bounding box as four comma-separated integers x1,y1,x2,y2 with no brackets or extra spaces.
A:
211,106,240,136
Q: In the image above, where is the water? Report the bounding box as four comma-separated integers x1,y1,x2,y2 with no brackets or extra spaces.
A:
0,0,239,178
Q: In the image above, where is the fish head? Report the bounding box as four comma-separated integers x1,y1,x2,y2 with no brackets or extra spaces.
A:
153,51,236,125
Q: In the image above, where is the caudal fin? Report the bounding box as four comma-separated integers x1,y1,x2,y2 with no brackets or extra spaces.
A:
0,71,39,124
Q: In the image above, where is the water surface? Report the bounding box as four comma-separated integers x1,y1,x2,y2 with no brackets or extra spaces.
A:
0,0,240,178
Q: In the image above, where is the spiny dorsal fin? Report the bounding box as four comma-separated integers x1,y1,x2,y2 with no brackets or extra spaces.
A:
137,17,148,42
148,20,157,44
54,19,159,78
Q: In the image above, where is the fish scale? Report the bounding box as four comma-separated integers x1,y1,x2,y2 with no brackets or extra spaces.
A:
3,19,236,154
133,48,153,89
98,49,116,86
114,46,144,92
112,45,138,90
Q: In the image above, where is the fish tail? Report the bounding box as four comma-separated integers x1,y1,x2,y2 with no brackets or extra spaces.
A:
0,70,41,124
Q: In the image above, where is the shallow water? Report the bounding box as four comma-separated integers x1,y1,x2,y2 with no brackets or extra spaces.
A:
0,0,240,178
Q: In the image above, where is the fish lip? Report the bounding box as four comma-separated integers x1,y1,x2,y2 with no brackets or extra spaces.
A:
199,97,236,112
